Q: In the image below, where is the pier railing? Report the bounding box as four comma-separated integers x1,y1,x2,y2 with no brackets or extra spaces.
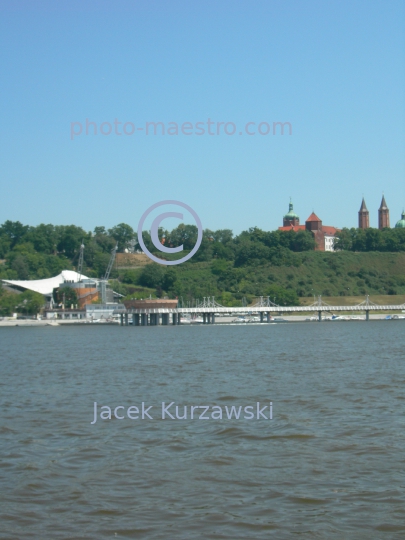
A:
115,294,405,315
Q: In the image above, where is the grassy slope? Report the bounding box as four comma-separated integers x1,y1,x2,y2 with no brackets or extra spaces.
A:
300,294,405,306
173,251,405,300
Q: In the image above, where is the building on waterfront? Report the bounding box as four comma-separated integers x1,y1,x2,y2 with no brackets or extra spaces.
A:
378,195,390,229
358,198,369,229
278,202,339,252
85,303,126,320
43,303,126,320
2,270,87,302
123,298,178,310
395,210,405,228
59,278,100,308
1,270,120,308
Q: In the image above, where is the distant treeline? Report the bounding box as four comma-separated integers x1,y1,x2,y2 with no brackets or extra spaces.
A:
0,220,316,282
334,227,405,252
1,220,405,284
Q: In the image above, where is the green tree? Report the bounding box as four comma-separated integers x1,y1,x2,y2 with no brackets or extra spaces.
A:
0,290,19,316
0,220,29,249
205,229,234,244
264,284,299,306
25,224,58,254
1,290,46,316
211,258,230,275
193,235,214,261
92,252,112,278
93,226,117,253
122,270,139,285
333,228,352,251
218,291,239,306
211,241,234,260
135,230,155,252
162,268,178,290
138,263,165,288
290,230,316,251
234,241,271,266
10,254,30,279
56,225,88,258
165,224,199,251
0,236,11,258
365,229,382,251
53,287,78,307
18,290,45,314
108,223,135,252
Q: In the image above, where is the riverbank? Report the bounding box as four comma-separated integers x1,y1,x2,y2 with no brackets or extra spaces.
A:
0,319,118,327
2,314,405,326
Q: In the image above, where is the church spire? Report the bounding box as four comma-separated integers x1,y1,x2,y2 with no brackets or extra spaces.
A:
359,197,368,212
378,195,390,229
379,195,388,210
358,197,369,229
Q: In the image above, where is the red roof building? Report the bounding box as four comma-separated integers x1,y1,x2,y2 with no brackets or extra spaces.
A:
278,201,339,251
278,225,305,232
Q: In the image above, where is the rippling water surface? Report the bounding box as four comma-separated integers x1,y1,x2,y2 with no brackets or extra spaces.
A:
1,322,405,539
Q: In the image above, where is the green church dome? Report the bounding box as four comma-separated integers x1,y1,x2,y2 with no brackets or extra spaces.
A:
283,201,299,220
395,211,405,228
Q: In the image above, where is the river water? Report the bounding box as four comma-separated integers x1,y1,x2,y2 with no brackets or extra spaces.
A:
1,322,404,539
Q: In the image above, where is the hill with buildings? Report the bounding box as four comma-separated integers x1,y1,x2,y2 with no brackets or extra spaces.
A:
1,215,405,314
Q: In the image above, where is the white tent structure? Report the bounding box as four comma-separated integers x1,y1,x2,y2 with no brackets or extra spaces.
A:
2,270,95,298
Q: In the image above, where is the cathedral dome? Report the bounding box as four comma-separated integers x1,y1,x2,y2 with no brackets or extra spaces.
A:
395,211,405,228
283,201,299,220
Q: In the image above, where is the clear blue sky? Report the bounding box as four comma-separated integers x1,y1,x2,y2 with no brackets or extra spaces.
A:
1,0,404,234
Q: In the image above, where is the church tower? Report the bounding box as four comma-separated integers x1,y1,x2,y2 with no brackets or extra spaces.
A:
283,199,300,227
358,198,369,229
378,195,390,229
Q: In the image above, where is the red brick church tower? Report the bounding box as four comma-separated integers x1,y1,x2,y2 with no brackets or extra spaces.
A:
305,212,325,251
378,195,390,229
358,198,369,229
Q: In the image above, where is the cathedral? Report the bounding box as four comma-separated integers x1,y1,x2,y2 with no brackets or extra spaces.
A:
278,200,339,252
358,196,405,229
279,196,404,252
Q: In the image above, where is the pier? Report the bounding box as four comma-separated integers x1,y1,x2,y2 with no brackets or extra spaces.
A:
115,296,405,326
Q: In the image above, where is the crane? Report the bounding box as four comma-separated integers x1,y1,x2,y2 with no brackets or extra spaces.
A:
100,244,118,303
77,241,85,282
